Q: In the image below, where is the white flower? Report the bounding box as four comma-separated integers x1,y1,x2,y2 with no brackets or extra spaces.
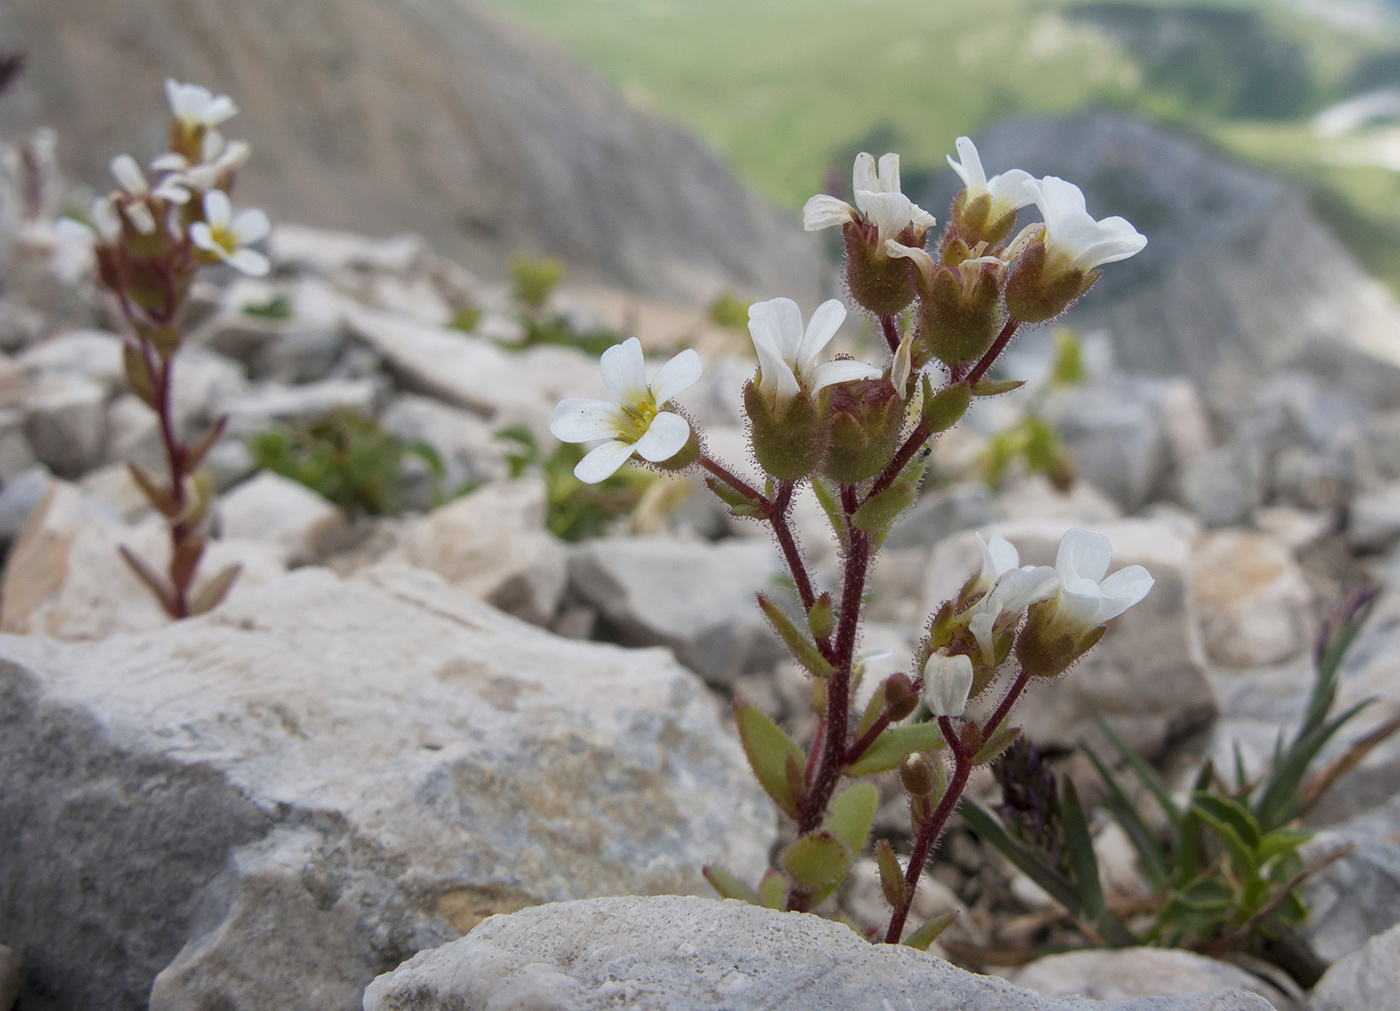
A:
109,153,189,233
884,239,1002,296
1042,528,1154,636
189,189,271,276
924,652,974,718
1027,176,1147,275
747,297,880,408
803,152,937,244
947,136,1036,220
963,533,1059,664
550,337,701,484
151,130,251,190
165,79,239,130
969,532,1021,597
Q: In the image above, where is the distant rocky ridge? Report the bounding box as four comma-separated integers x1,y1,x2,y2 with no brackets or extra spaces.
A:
917,112,1400,403
0,0,823,303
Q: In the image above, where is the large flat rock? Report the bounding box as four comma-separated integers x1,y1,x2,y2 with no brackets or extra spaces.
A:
363,895,1274,1011
0,564,773,1011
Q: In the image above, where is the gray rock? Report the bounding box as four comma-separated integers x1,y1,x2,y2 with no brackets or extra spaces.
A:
363,895,1273,1011
1300,840,1400,963
23,373,106,478
384,478,567,627
0,564,773,1011
0,408,35,481
1348,479,1400,552
1179,443,1264,529
1310,923,1400,1011
923,519,1213,757
1191,530,1314,669
885,483,996,551
252,328,348,385
568,536,786,687
378,394,510,499
0,464,51,543
16,329,125,396
1008,948,1299,1010
223,378,383,437
216,471,350,566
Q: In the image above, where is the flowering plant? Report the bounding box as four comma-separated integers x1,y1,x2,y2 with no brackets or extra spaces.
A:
62,80,269,617
549,137,1155,944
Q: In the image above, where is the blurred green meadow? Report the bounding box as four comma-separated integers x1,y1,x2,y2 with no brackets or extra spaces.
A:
486,0,1400,290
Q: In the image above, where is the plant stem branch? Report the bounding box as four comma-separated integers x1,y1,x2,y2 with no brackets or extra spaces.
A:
880,314,901,355
964,319,1020,388
699,454,766,506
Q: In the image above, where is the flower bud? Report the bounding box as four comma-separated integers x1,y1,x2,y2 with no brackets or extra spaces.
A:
923,651,974,718
743,378,826,481
821,378,903,484
882,672,919,721
1003,239,1095,325
899,751,938,797
947,189,1020,250
843,222,917,317
915,261,1002,369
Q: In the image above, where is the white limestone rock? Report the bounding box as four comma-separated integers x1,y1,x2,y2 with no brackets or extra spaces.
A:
1310,922,1400,1011
363,895,1273,1011
1008,948,1299,1010
22,372,106,478
0,564,773,1011
568,535,786,687
216,471,350,566
1190,529,1314,669
384,478,566,626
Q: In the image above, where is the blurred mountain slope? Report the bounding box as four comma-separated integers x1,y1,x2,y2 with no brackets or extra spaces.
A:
0,0,823,303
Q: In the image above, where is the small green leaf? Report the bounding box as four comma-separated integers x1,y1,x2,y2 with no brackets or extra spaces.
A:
852,482,917,535
1085,746,1169,888
921,377,971,432
703,865,761,904
845,723,945,777
1255,827,1311,865
1176,762,1214,880
1192,796,1257,874
972,726,1021,766
1093,713,1181,825
781,830,853,891
904,910,958,951
875,838,908,908
757,593,834,679
807,593,835,641
734,700,805,817
959,799,1081,913
706,476,760,511
826,782,879,857
757,869,786,909
1193,794,1261,849
811,477,848,550
972,378,1026,397
1060,779,1106,922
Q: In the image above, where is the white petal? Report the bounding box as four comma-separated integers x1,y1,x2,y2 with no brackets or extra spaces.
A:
852,152,878,196
203,95,239,126
909,204,938,235
754,339,800,405
599,337,649,407
1069,217,1147,272
925,652,974,718
152,179,190,204
809,358,881,394
124,201,156,235
110,154,147,195
202,188,232,229
892,331,913,396
188,221,219,254
856,190,914,243
950,136,986,193
876,153,901,194
1057,528,1112,584
1034,176,1088,235
164,78,182,115
1055,584,1106,633
996,565,1060,614
748,297,804,364
1094,565,1154,623
803,194,857,231
986,169,1037,213
797,298,847,376
968,609,998,664
551,398,625,442
150,152,189,172
53,217,93,244
231,207,271,245
226,248,270,276
884,240,936,284
574,440,637,484
985,533,1021,578
91,197,121,241
649,348,702,407
633,411,691,463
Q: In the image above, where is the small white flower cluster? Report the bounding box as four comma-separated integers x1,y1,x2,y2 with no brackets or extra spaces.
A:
72,79,270,276
922,529,1153,718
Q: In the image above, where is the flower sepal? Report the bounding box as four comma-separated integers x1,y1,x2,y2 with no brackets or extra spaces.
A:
1004,238,1095,325
948,189,1021,250
843,222,919,317
743,379,827,481
916,261,1003,368
1015,601,1107,680
821,377,904,484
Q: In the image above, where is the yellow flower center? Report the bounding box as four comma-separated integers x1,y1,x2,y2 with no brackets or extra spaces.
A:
617,398,658,444
208,225,238,256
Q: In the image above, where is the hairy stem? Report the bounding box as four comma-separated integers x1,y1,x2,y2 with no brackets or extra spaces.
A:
699,454,766,505
964,319,1020,388
880,314,901,355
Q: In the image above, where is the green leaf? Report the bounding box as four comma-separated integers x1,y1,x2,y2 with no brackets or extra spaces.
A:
1158,876,1235,937
1255,827,1311,866
1193,794,1261,849
904,910,958,950
972,378,1026,397
703,865,761,904
845,723,945,777
781,830,853,891
1085,746,1169,888
1060,779,1106,923
807,593,835,641
921,377,971,432
734,700,805,817
959,799,1080,914
1192,796,1258,874
826,782,879,857
972,726,1021,766
1255,699,1373,832
757,593,834,679
851,482,917,536
1176,762,1214,881
757,869,786,909
811,477,848,551
1093,713,1181,825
